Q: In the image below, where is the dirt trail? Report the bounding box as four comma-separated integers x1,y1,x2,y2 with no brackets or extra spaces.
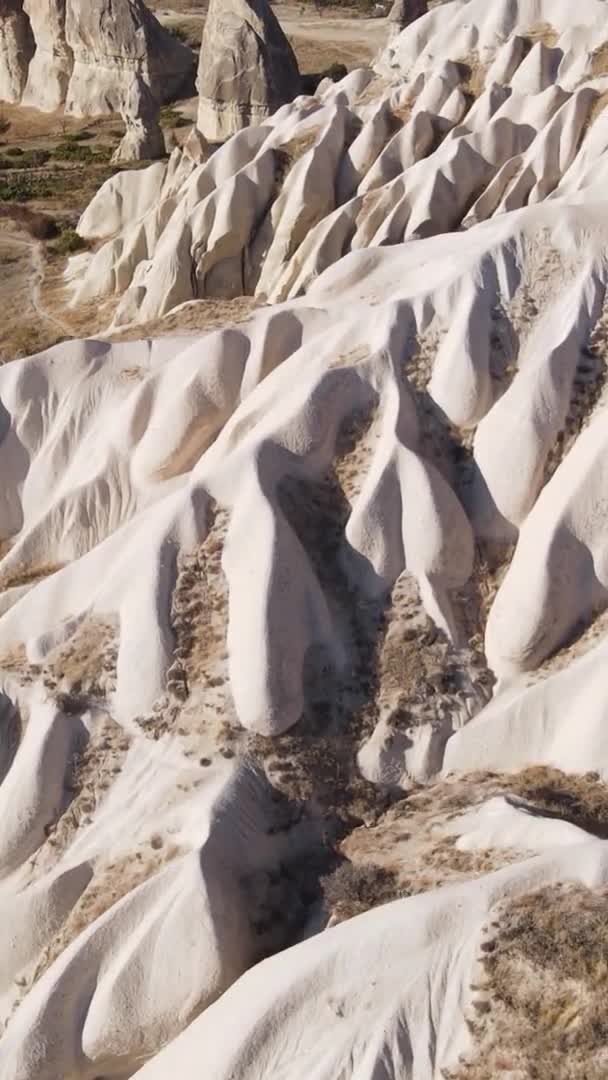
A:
154,3,385,67
0,233,73,343
279,13,387,48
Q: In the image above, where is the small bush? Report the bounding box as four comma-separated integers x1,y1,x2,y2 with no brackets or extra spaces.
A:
62,130,95,143
51,142,112,164
510,767,608,839
321,860,406,920
49,227,89,255
0,173,56,202
322,62,349,82
167,19,201,48
159,107,192,130
0,148,51,169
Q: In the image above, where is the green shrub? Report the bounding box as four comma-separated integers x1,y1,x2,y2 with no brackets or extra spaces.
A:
0,173,57,202
51,141,112,163
160,107,192,130
322,62,349,82
0,148,51,169
49,227,89,255
62,130,94,143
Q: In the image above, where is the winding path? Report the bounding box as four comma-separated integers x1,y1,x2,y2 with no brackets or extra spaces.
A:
0,231,74,341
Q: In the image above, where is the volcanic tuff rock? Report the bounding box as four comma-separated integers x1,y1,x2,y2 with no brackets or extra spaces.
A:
197,0,300,142
5,0,608,1077
112,75,166,164
0,0,194,157
388,0,428,35
21,0,72,111
0,0,34,102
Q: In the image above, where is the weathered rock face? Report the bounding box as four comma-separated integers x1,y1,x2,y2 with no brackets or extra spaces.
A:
64,0,193,117
197,0,300,143
387,0,428,35
0,0,194,159
0,0,34,103
22,0,71,111
112,75,165,164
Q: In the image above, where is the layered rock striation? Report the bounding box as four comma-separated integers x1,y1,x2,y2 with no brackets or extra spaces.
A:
0,0,194,158
387,0,428,36
197,0,300,142
3,1,608,1078
0,0,34,102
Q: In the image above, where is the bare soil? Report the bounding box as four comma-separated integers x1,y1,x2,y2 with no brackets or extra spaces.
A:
0,2,380,361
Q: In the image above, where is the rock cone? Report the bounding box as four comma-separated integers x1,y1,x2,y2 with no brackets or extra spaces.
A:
112,75,166,164
197,0,300,143
0,0,34,102
388,0,428,35
0,0,194,159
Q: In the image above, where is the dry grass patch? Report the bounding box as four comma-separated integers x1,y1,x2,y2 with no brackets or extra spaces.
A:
456,53,488,101
590,42,608,78
321,859,406,921
42,616,118,700
449,884,608,1079
29,841,181,993
522,23,560,49
507,766,608,839
0,561,63,590
585,89,608,131
111,296,259,342
342,769,608,913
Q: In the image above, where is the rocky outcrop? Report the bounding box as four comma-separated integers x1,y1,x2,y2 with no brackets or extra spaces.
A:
387,0,428,35
21,0,72,111
112,75,166,164
64,0,193,117
0,0,34,103
197,0,300,142
0,0,194,159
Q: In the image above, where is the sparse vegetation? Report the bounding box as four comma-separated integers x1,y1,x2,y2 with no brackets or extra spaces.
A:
522,22,560,48
51,140,113,164
166,18,203,49
589,41,608,77
0,148,51,169
160,106,192,130
321,859,406,921
49,226,89,256
0,561,63,591
321,61,349,82
0,203,58,239
456,53,488,100
449,884,608,1080
508,766,608,839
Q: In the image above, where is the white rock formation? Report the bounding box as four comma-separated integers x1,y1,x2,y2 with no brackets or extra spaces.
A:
0,0,33,102
387,0,428,37
1,0,194,158
112,75,166,164
133,842,608,1079
71,0,608,320
21,0,72,111
2,0,608,1075
197,0,300,142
